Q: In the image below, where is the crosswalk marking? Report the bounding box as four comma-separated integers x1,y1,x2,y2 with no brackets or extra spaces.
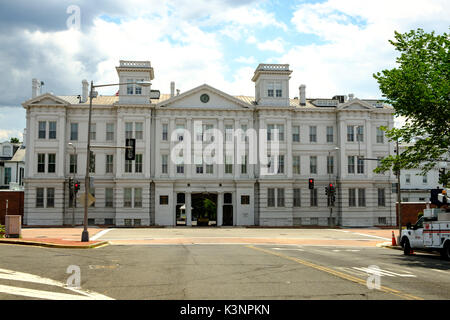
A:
334,266,416,278
0,268,113,300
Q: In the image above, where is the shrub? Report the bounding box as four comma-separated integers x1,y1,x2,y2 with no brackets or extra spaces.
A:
418,212,423,219
0,225,5,238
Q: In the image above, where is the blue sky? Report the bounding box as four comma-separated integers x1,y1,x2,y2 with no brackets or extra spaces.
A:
0,0,448,142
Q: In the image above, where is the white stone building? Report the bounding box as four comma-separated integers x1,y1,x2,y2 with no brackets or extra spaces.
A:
0,141,24,190
22,60,396,227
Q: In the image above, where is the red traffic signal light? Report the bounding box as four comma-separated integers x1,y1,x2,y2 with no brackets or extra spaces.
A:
308,178,314,189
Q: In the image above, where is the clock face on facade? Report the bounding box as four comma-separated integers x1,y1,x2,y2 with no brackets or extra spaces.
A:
200,94,210,103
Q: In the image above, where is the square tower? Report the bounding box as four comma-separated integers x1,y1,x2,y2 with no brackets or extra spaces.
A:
116,60,154,104
252,64,292,107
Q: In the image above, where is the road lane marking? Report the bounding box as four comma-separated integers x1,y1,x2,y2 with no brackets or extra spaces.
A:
91,229,113,241
246,245,423,301
272,248,305,251
333,230,390,240
0,284,95,300
0,268,113,300
332,249,361,252
352,267,416,278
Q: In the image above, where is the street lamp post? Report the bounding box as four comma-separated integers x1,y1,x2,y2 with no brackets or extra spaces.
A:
68,143,76,227
81,80,151,242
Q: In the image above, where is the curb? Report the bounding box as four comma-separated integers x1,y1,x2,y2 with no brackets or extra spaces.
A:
376,242,402,250
0,239,109,249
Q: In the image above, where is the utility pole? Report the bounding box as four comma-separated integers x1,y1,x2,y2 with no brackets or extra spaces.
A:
396,140,402,243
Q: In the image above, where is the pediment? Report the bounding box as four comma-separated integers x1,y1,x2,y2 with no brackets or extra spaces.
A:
156,84,252,109
338,98,373,110
22,93,69,107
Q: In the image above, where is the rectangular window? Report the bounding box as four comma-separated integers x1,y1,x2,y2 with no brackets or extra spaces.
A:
378,188,385,207
124,188,132,207
309,126,317,143
347,126,354,142
125,122,133,139
177,193,185,204
134,188,142,208
267,188,275,207
423,174,428,184
357,157,364,174
46,188,55,208
349,188,356,207
161,155,168,174
176,124,185,141
225,125,233,142
310,156,317,174
125,159,133,173
293,188,301,207
105,188,113,208
348,156,355,174
267,124,274,141
277,188,285,207
205,124,214,142
4,168,11,185
106,123,114,141
124,219,132,226
224,193,232,204
70,154,77,174
135,154,143,173
89,123,96,141
376,127,384,143
327,156,334,174
135,80,143,95
278,125,284,141
277,155,285,174
38,121,46,139
135,122,143,140
196,164,204,174
267,82,274,97
241,124,248,142
292,126,300,142
70,123,78,141
356,126,364,142
241,155,247,174
177,163,184,174
89,151,95,173
293,156,301,174
49,121,57,139
206,164,214,174
358,188,366,207
162,123,168,141
241,195,250,205
38,153,45,173
48,154,56,173
310,188,318,207
275,82,282,97
106,154,114,174
225,155,233,174
405,174,411,184
160,195,169,205
127,79,134,95
36,188,44,208
326,126,333,143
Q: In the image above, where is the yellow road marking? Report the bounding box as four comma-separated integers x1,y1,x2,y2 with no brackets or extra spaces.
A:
246,245,423,300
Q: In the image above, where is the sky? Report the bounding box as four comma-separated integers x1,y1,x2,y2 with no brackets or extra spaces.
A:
0,0,448,142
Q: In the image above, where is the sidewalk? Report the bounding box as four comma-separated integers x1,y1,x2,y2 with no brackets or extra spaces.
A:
0,227,108,249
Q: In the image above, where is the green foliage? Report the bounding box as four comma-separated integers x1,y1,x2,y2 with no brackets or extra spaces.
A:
203,198,217,219
417,212,423,220
10,137,19,143
373,29,450,178
0,225,5,238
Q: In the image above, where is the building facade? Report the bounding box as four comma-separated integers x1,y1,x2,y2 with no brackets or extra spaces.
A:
0,141,24,190
23,61,396,227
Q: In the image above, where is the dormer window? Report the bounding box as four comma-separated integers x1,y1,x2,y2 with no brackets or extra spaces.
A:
127,79,145,95
127,79,134,94
267,81,282,97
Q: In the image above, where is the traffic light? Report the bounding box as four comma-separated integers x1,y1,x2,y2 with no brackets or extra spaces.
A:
125,138,136,161
74,180,81,194
329,183,335,194
308,178,314,189
325,186,329,195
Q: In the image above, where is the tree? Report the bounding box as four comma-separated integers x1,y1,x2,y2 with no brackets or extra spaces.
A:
373,29,450,185
10,137,19,143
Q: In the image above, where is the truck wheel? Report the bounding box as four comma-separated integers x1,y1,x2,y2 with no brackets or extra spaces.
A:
441,242,450,261
403,239,411,256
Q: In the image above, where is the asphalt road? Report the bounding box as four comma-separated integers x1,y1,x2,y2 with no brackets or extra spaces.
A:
0,242,448,300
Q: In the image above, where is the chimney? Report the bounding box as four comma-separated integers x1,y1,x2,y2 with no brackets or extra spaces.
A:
299,84,306,106
32,79,41,98
82,80,89,103
170,81,175,98
348,93,354,100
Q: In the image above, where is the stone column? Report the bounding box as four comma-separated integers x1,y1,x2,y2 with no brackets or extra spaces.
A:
186,191,192,226
286,117,293,178
217,191,223,226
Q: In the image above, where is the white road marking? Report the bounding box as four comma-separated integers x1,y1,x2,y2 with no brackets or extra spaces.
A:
333,229,390,240
353,267,416,277
0,268,113,300
0,284,94,300
332,249,361,252
91,229,113,241
272,248,305,251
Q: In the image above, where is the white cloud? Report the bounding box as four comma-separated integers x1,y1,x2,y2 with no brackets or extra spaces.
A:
0,129,23,142
235,56,257,64
257,37,285,53
283,0,450,99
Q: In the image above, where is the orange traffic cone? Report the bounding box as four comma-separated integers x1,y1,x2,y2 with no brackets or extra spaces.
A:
391,231,397,246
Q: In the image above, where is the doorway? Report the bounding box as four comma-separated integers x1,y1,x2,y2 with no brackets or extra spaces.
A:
222,192,233,226
191,193,217,226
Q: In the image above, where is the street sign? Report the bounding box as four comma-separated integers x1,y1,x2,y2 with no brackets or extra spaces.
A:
78,192,96,208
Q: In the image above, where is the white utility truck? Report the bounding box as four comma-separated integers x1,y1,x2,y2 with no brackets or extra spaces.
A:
400,187,450,260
